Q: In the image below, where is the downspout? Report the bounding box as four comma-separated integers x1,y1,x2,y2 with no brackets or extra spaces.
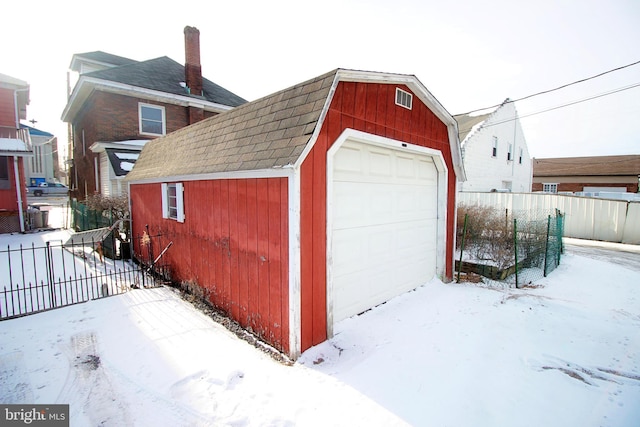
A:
14,157,25,232
14,87,30,233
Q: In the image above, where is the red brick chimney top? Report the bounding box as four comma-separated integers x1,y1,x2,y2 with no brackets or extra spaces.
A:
184,26,202,96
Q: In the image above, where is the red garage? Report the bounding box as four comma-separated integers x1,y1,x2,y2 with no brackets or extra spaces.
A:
126,69,465,359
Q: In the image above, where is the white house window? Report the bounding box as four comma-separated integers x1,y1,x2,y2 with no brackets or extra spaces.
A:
543,183,558,193
161,182,185,222
139,103,166,136
519,148,523,164
395,88,413,110
507,143,513,161
492,136,498,158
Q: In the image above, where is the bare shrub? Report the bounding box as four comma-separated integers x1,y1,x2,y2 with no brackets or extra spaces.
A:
85,193,130,221
457,204,514,269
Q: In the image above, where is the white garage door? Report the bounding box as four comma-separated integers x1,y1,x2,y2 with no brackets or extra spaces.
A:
331,140,438,323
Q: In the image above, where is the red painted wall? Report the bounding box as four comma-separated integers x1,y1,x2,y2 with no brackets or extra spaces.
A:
300,82,457,350
0,156,27,211
130,178,290,353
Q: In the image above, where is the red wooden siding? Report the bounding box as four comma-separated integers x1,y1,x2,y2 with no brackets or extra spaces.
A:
130,177,289,353
300,81,457,351
0,157,27,211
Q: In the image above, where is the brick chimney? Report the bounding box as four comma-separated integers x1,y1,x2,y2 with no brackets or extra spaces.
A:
184,26,203,97
184,26,205,124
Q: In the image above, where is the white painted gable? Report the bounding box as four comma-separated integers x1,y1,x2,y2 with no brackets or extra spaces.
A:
458,101,532,193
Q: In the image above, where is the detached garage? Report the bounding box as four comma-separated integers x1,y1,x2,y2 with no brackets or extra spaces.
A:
126,69,465,359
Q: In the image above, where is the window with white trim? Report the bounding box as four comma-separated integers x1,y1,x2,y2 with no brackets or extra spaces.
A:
542,183,558,193
161,182,185,222
395,88,413,110
519,148,523,164
492,136,498,157
139,103,166,136
507,143,513,161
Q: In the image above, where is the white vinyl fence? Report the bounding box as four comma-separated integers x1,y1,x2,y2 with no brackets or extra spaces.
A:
458,192,640,245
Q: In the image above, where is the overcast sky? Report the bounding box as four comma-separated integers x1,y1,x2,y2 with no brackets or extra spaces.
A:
3,0,639,160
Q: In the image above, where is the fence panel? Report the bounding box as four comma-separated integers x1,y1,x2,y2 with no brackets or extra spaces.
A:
622,203,640,244
0,233,169,320
458,192,639,244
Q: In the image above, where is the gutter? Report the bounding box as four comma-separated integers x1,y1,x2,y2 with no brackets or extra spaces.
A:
62,77,235,122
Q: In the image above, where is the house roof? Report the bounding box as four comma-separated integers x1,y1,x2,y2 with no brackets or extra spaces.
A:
533,155,640,177
83,56,246,107
453,99,514,144
454,112,491,143
126,69,335,180
20,124,53,138
0,138,31,156
62,56,247,122
0,73,29,88
126,68,464,182
69,51,138,71
105,148,140,177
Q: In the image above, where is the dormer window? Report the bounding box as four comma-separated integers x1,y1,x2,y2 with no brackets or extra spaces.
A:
139,103,166,136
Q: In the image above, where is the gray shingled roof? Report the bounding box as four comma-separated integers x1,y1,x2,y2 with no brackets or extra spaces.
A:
84,56,247,107
126,70,337,181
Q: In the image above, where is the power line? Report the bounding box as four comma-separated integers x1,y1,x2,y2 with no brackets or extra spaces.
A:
458,59,640,116
458,81,640,136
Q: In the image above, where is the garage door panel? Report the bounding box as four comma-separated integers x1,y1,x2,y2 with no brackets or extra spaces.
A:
370,151,393,177
332,141,439,324
334,182,435,228
334,145,363,174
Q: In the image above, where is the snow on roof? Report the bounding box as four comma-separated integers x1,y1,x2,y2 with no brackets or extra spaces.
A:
0,138,30,152
105,149,140,176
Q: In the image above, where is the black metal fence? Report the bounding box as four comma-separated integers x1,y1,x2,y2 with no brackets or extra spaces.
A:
0,231,170,320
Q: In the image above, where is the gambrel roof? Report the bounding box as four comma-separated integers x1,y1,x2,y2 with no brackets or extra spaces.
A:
126,68,465,182
126,70,335,180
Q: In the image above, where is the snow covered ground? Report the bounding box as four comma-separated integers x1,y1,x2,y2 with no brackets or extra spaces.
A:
0,207,638,426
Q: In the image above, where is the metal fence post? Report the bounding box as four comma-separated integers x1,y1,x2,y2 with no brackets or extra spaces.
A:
457,214,468,283
45,241,56,308
513,218,519,288
543,215,551,277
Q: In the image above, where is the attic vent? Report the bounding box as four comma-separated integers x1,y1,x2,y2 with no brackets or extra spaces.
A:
395,88,413,110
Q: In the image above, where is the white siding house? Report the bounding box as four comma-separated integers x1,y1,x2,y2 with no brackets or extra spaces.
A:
455,99,532,193
89,140,146,197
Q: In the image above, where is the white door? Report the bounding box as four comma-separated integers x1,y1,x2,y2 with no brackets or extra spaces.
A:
330,140,439,323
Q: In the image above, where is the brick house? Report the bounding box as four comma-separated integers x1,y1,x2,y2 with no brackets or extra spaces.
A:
61,26,246,199
532,155,640,193
0,72,31,233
